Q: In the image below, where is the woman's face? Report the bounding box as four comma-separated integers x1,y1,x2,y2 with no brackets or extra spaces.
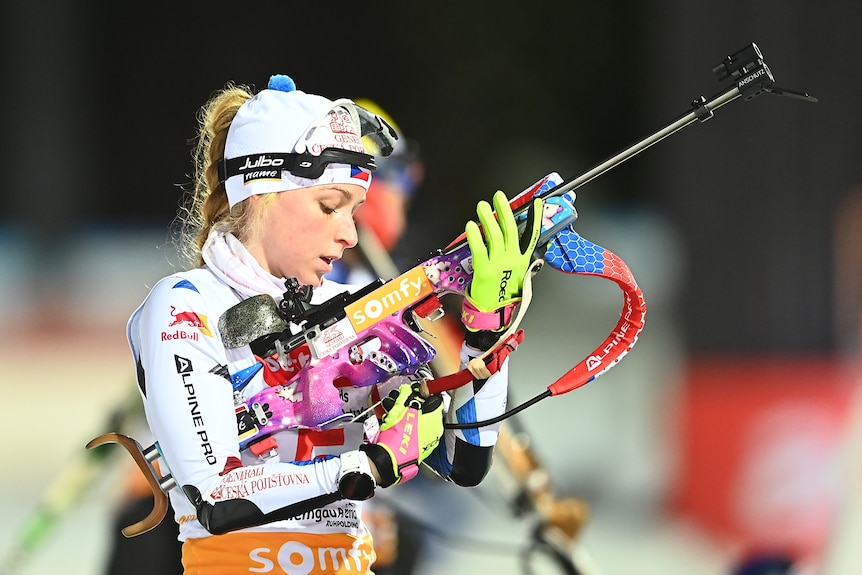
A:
246,183,367,287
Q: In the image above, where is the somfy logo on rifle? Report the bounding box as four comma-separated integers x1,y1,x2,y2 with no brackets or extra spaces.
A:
345,266,433,331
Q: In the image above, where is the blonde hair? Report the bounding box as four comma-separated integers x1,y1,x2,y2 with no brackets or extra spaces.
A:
174,82,276,269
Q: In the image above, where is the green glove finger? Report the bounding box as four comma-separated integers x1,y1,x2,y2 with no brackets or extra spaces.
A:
465,219,489,270
379,384,412,432
492,190,519,252
475,198,503,257
465,192,544,312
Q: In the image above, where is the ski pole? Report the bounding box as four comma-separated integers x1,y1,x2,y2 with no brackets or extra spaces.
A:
0,392,144,575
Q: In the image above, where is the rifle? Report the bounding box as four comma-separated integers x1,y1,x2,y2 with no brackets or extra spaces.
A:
86,41,816,538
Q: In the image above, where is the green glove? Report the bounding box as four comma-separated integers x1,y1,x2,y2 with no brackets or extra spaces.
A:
463,191,542,330
360,383,444,487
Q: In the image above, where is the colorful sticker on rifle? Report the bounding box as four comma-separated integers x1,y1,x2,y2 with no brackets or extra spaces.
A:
236,403,265,443
258,343,313,387
345,266,433,331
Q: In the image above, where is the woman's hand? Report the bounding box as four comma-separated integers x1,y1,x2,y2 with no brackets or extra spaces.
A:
462,191,542,333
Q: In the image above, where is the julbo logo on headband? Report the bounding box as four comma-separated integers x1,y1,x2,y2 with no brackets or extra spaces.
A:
240,155,284,171
240,155,284,184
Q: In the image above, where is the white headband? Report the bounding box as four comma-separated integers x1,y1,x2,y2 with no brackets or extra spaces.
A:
222,77,375,208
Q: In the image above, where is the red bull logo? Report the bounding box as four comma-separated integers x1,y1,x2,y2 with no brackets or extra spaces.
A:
167,306,213,337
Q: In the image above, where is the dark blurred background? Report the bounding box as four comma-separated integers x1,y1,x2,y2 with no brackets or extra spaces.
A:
4,1,858,355
3,3,862,574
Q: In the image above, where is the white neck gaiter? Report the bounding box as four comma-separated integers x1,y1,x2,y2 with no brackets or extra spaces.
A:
201,225,288,300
